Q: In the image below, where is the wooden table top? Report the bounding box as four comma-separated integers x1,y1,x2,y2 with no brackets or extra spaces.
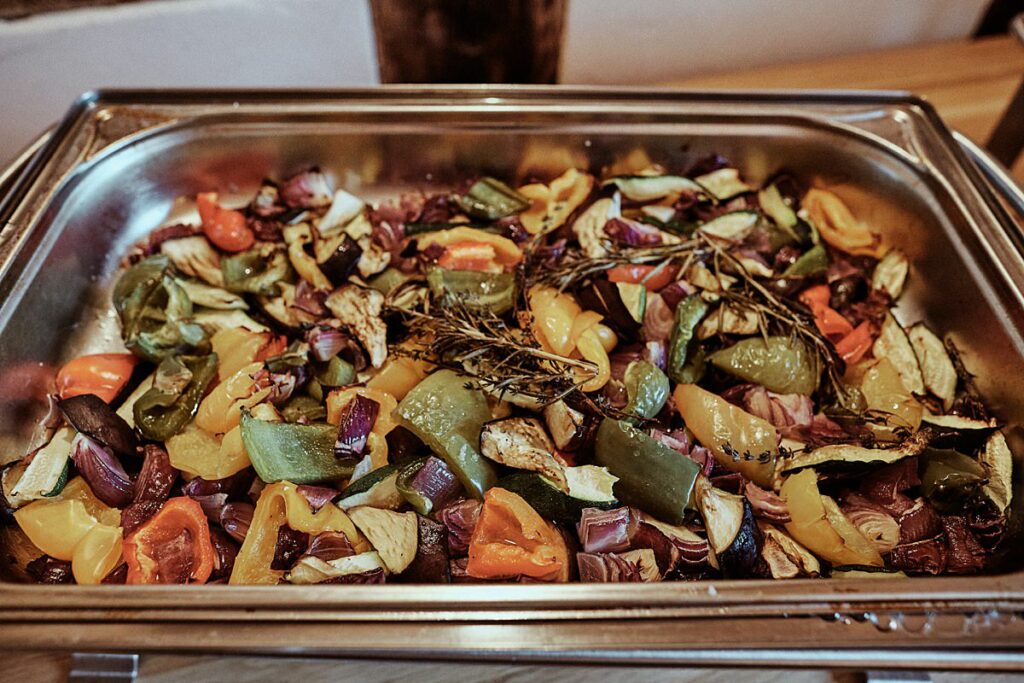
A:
8,33,1024,683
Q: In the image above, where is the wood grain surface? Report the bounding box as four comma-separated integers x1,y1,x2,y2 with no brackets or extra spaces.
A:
6,33,1024,683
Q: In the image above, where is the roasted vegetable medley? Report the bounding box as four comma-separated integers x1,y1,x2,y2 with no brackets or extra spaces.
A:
2,156,1014,585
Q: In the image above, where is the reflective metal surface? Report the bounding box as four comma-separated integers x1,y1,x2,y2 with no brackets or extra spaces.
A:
1,88,1023,666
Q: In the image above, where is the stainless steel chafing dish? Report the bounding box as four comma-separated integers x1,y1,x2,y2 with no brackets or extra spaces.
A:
1,88,1023,670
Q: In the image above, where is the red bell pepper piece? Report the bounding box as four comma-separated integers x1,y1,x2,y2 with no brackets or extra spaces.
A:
123,497,215,584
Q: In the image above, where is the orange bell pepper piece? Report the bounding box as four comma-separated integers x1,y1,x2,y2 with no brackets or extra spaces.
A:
437,241,501,273
799,284,853,339
466,487,569,581
55,353,138,404
197,192,255,253
123,497,214,584
607,263,676,291
834,321,875,365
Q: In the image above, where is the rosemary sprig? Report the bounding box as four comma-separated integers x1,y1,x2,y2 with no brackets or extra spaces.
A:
388,297,598,403
527,239,701,291
698,234,852,404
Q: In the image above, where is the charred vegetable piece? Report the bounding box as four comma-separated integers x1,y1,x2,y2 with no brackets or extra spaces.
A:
240,411,354,484
594,419,701,525
335,464,401,511
480,417,566,490
314,356,356,389
759,525,821,579
285,551,387,585
426,267,517,316
123,497,214,584
348,506,418,574
694,478,762,578
456,177,531,220
577,279,644,338
543,400,591,452
324,285,388,369
221,246,293,296
400,515,451,583
979,431,1013,514
908,324,956,410
601,175,703,201
873,313,925,395
113,255,209,362
781,243,827,278
497,467,617,526
920,448,987,513
667,295,710,384
674,383,778,487
466,487,569,581
780,434,930,475
781,469,883,567
396,370,497,500
708,337,819,396
396,456,461,515
317,235,363,285
623,360,670,421
133,354,218,442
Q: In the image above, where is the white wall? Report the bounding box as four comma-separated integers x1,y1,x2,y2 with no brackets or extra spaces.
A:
0,0,991,166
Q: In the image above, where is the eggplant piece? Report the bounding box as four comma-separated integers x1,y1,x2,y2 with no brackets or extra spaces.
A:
979,431,1013,515
543,400,590,452
601,175,703,202
908,323,956,410
694,477,763,578
697,211,759,242
317,235,363,285
780,432,930,475
348,506,418,574
58,394,139,456
694,168,752,201
871,249,909,299
399,515,451,583
576,279,642,338
920,448,987,514
759,524,821,579
160,236,224,287
479,417,566,491
324,285,388,369
285,551,387,584
872,313,925,395
334,465,402,511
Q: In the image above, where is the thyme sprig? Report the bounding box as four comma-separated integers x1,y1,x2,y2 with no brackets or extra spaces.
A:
388,297,598,403
527,239,701,291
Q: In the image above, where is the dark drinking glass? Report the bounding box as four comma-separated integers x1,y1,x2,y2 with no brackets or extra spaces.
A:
370,0,567,84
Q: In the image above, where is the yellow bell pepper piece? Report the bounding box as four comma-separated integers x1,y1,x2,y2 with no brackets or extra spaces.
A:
166,422,251,480
196,362,272,434
211,328,272,382
803,188,886,258
367,356,430,401
14,477,123,585
229,481,368,585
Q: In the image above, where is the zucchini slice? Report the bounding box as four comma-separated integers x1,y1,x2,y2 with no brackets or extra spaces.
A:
334,465,401,510
872,313,925,395
908,324,956,410
6,427,75,506
497,470,617,525
780,434,929,475
758,183,803,244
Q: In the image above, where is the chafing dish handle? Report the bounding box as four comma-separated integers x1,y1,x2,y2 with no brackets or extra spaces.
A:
955,131,1024,226
0,128,53,203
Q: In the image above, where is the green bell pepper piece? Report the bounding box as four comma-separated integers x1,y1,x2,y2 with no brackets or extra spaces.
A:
623,360,670,421
667,295,710,384
280,395,327,423
221,247,293,296
782,243,828,278
455,177,531,221
134,354,219,441
594,418,701,525
708,336,820,395
921,448,987,513
240,411,353,484
426,267,517,315
395,369,496,499
315,356,355,388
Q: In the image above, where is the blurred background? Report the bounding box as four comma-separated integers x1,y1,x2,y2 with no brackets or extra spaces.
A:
0,0,1014,166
